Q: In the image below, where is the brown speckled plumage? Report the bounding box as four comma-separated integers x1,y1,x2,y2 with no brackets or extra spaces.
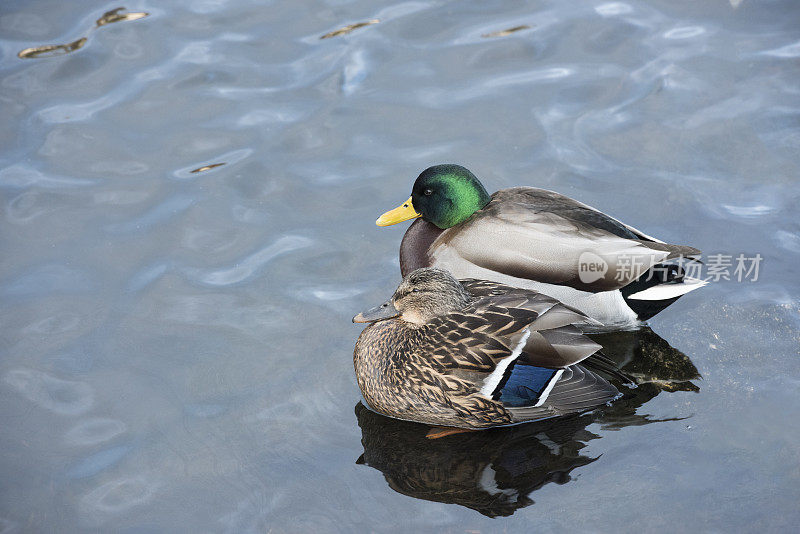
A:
353,270,619,429
354,318,512,428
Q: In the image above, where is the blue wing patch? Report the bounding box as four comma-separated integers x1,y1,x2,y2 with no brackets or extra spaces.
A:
495,363,559,407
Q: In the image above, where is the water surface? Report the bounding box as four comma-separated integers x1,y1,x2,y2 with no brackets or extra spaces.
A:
1,0,799,531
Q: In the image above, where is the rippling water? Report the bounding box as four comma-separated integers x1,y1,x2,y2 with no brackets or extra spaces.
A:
1,0,799,531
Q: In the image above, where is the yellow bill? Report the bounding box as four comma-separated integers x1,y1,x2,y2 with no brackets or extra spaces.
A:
376,196,421,226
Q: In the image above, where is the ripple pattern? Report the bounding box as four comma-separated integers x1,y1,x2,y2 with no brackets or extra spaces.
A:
0,0,799,531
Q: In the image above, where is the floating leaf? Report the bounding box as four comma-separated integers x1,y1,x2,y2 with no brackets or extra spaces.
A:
481,25,531,38
96,7,149,27
320,19,379,40
190,163,226,174
18,37,88,59
18,7,149,59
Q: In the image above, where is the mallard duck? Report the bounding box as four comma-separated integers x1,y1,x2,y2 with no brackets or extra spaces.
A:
352,267,619,430
376,164,706,328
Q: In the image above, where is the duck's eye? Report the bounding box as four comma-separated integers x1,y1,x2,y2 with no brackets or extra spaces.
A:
423,188,433,196
412,288,421,292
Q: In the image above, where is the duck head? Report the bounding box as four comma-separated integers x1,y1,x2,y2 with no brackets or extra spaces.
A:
353,268,471,325
376,164,491,229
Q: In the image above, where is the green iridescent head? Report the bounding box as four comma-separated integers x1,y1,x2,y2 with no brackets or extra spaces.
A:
410,164,491,229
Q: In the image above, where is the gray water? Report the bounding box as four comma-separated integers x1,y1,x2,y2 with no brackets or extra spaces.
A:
1,0,799,531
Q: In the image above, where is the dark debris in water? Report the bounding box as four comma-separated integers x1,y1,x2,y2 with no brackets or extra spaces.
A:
18,37,88,59
320,19,379,40
17,7,148,59
190,163,226,174
96,7,149,27
481,25,532,38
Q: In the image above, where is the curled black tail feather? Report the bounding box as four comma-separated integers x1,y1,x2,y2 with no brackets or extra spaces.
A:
621,264,685,320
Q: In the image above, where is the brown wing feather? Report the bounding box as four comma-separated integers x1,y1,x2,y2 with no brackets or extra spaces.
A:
420,281,601,376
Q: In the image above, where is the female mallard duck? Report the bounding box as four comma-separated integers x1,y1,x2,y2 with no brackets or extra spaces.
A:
376,164,706,328
352,267,619,430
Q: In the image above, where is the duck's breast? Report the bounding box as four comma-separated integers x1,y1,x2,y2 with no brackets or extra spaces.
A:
399,218,443,276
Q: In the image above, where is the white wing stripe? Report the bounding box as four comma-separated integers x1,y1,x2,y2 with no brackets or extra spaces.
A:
479,328,531,397
534,369,564,407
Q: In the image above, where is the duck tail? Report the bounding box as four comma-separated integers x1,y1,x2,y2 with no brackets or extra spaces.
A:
621,263,707,320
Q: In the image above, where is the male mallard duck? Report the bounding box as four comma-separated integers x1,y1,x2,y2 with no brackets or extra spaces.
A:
352,267,619,430
376,164,706,328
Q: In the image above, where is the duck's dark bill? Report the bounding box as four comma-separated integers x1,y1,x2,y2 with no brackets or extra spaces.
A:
375,196,420,226
353,300,400,323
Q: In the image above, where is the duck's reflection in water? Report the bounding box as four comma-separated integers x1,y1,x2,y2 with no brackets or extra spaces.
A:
355,327,700,517
356,404,600,517
588,327,701,429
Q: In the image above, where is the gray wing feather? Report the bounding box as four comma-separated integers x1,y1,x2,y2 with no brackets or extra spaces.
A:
433,187,700,292
507,365,618,422
428,281,602,373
